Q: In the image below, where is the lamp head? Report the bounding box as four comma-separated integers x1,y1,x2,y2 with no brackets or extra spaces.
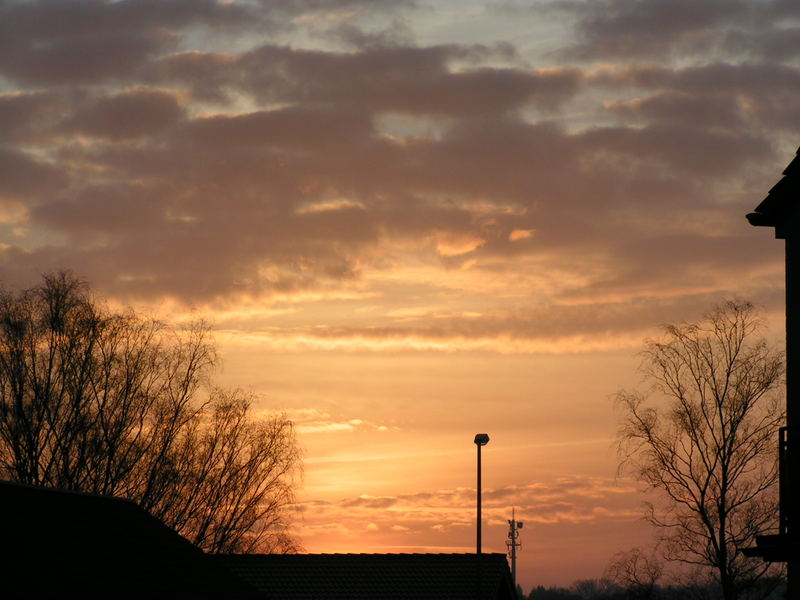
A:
474,433,490,446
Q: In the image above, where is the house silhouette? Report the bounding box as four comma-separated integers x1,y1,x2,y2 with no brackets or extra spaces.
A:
2,480,515,600
2,480,260,599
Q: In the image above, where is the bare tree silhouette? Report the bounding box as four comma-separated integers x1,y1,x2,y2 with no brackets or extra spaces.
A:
603,547,663,599
615,300,784,600
0,271,301,553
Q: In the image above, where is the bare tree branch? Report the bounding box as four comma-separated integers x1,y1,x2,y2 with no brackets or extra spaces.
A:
615,300,784,600
0,272,302,553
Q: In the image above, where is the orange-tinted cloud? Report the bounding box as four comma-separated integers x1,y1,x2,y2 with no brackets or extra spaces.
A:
2,0,792,317
295,476,645,559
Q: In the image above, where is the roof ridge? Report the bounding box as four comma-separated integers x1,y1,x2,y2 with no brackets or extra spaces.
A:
0,478,138,504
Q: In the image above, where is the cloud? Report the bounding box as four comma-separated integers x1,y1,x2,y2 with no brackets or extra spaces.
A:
62,88,185,140
326,19,417,50
31,182,168,235
0,0,414,87
284,408,392,435
604,92,744,129
722,26,800,61
0,148,69,203
153,43,580,115
0,93,779,320
223,289,783,355
0,91,66,143
297,476,643,539
551,0,798,61
342,495,398,509
0,0,254,85
0,0,791,352
178,105,373,148
1,94,781,317
593,62,800,134
578,124,772,177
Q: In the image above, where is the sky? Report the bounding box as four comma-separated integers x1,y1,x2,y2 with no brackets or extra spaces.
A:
1,0,798,590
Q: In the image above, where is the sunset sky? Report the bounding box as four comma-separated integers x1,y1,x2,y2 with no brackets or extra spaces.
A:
1,0,799,590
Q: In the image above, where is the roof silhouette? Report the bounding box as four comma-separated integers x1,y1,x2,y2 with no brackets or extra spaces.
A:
213,552,517,600
1,480,259,600
747,145,800,236
2,480,517,599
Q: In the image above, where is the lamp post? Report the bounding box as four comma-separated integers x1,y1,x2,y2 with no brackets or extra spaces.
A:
474,433,490,555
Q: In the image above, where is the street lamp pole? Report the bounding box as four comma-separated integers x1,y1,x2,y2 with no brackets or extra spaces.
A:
474,433,490,555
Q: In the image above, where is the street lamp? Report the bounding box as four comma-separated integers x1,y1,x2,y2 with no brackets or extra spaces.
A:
474,433,490,555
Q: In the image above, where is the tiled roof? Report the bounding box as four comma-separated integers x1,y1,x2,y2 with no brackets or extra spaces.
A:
1,480,259,600
213,552,517,600
747,146,800,236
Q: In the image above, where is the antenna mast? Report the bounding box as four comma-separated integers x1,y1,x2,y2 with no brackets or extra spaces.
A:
507,508,523,591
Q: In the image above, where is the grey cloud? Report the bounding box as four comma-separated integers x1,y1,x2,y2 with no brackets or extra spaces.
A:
178,106,373,149
391,114,765,231
150,51,240,103
0,0,256,85
551,0,795,61
0,0,248,41
0,91,66,143
723,27,800,61
155,44,580,116
592,62,800,133
581,0,743,37
0,148,69,201
605,92,744,129
62,88,184,140
0,32,165,86
253,0,415,12
0,0,789,315
666,62,800,95
577,124,772,176
567,233,782,302
31,183,168,235
594,62,800,94
7,96,775,302
664,63,800,133
556,0,746,59
13,135,383,297
382,67,581,115
328,20,417,50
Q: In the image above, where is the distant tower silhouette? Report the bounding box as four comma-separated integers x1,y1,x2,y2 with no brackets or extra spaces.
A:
744,146,800,597
506,508,523,592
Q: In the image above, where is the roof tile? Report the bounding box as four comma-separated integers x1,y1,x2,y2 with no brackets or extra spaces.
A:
213,552,516,600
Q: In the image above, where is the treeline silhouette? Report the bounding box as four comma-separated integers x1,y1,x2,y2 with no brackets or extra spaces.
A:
524,576,785,600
